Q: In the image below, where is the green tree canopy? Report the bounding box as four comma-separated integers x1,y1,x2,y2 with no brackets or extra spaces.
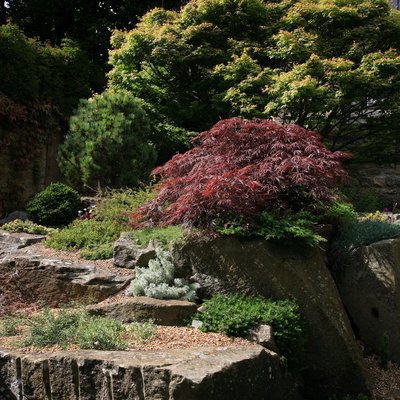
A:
108,0,400,160
58,91,157,190
4,0,188,85
0,24,91,113
0,24,93,174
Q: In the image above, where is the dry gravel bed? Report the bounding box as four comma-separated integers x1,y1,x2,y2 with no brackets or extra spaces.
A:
0,326,254,354
365,356,400,400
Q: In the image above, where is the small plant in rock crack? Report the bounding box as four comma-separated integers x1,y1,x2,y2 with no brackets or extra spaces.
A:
127,248,199,301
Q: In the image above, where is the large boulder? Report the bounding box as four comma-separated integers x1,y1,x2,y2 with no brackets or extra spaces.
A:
113,232,157,268
0,254,131,306
334,238,400,363
171,236,371,400
87,296,197,326
0,346,301,400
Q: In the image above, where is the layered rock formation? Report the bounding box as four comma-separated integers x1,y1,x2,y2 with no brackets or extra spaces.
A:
0,346,299,400
172,237,371,399
335,238,400,363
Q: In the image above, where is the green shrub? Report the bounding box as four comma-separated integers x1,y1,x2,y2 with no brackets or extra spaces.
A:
45,188,154,259
46,219,120,259
75,316,127,350
23,308,127,350
26,182,81,227
331,220,400,269
216,210,325,247
1,219,55,235
128,248,199,301
58,91,157,190
196,294,304,368
0,316,23,337
79,243,114,260
321,201,357,225
127,319,157,343
24,307,83,348
95,188,155,225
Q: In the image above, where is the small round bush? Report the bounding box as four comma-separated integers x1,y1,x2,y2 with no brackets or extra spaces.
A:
26,182,81,227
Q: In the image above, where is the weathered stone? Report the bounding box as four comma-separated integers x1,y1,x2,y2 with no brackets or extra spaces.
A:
113,233,157,269
0,346,301,400
0,254,131,306
0,211,28,226
335,238,400,364
171,237,371,400
0,230,46,257
191,320,203,329
87,296,197,326
247,324,278,353
347,162,400,207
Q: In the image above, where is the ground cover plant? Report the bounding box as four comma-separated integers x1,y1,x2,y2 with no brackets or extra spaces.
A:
45,188,154,259
195,293,304,369
330,220,400,271
1,219,55,235
128,225,185,248
0,307,159,351
130,118,350,244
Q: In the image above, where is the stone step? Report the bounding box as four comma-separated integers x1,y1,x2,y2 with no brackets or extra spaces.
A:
87,296,197,326
0,346,299,400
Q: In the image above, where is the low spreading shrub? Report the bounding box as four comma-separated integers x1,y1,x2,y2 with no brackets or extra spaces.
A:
1,219,55,235
216,210,325,247
21,307,128,350
128,248,199,301
330,220,400,270
127,319,157,343
46,219,119,259
128,225,185,248
75,316,127,350
26,182,81,227
45,188,153,259
24,307,83,348
195,294,304,368
0,316,23,337
321,201,358,225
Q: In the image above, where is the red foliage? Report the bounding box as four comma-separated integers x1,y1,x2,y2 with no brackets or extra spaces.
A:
131,118,351,228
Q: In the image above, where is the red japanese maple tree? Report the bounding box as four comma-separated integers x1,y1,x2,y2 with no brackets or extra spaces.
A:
131,118,350,228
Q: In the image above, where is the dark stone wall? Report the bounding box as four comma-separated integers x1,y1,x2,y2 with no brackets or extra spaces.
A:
0,129,63,216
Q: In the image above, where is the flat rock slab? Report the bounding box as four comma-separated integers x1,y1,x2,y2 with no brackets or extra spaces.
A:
87,296,198,326
0,231,46,257
0,346,299,400
0,254,131,306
